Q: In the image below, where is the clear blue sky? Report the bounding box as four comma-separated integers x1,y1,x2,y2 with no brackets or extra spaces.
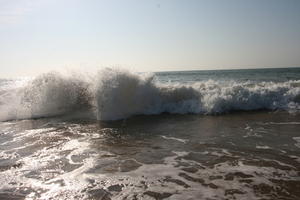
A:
1,0,300,77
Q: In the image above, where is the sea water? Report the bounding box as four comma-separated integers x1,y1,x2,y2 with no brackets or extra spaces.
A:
0,67,300,199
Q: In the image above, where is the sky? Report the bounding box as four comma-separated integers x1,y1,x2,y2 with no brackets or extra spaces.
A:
0,0,300,77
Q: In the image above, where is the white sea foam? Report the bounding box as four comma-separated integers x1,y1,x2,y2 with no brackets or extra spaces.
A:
0,68,299,121
256,145,271,149
161,136,188,143
293,137,300,148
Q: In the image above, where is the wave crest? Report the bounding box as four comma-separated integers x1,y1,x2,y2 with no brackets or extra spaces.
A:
0,68,299,121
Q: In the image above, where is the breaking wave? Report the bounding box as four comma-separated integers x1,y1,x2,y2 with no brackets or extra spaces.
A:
0,68,299,121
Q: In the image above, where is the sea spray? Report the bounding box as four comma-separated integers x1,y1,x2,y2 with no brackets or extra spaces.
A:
0,68,299,121
95,68,160,120
0,72,92,121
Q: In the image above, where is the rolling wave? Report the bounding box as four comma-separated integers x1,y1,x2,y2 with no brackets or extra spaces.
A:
0,68,299,121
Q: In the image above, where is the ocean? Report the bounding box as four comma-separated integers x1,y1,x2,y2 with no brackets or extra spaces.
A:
0,67,300,199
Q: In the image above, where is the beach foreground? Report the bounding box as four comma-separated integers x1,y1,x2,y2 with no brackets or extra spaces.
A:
0,111,300,199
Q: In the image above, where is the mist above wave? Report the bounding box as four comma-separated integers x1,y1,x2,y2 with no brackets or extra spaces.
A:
0,68,299,121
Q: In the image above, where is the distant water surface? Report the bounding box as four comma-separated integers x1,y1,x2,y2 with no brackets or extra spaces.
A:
156,67,300,83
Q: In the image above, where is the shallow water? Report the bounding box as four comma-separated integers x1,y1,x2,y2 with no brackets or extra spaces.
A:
0,111,300,200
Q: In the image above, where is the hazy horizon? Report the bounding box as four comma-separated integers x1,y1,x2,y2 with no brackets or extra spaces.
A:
1,0,300,77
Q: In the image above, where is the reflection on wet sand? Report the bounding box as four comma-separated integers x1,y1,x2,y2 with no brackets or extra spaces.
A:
0,112,300,199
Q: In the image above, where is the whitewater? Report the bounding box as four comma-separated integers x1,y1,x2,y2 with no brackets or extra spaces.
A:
0,68,299,122
1,67,300,199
